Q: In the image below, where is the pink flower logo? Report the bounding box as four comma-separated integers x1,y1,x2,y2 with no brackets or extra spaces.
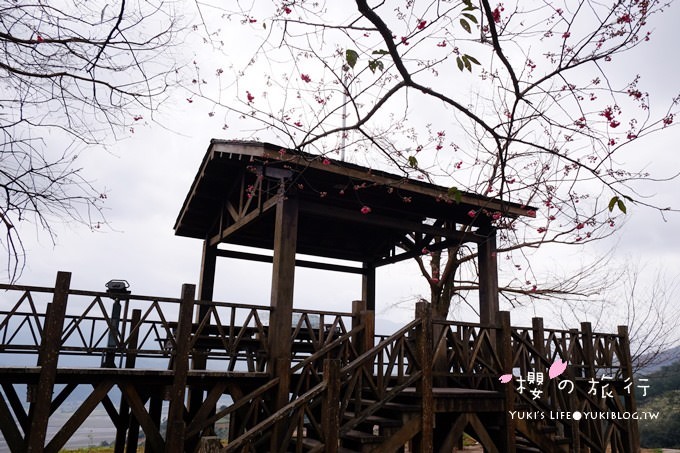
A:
499,374,513,384
549,358,568,379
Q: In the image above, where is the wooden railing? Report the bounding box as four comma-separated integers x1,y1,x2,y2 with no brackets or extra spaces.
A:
0,274,638,452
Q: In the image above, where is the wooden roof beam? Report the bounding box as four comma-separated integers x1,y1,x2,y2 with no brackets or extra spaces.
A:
208,194,279,247
298,201,476,242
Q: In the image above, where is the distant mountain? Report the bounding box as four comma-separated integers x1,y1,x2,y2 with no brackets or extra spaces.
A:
637,356,680,448
637,345,680,376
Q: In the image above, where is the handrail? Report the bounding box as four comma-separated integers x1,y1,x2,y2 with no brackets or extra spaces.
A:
225,380,328,452
291,323,364,373
186,377,280,438
342,318,420,375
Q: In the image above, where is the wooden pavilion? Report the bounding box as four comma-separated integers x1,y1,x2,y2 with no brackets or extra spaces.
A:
0,139,639,453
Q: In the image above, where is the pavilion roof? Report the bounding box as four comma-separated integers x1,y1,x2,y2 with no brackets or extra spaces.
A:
174,140,535,264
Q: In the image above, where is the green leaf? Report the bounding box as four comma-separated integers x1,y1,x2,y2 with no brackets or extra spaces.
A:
460,18,471,33
447,186,463,204
462,0,476,11
368,59,384,73
463,55,472,71
346,49,358,69
408,156,418,168
465,54,480,65
617,199,627,214
463,13,478,24
608,195,627,214
372,49,389,55
456,56,464,71
608,196,619,212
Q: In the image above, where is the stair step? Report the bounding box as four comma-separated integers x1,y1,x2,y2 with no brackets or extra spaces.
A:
341,429,384,444
359,400,421,412
298,438,359,453
343,411,402,427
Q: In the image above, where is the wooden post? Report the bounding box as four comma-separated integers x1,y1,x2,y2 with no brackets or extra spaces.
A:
165,284,196,452
322,359,341,453
115,309,142,453
580,322,595,379
352,300,375,357
146,395,163,453
618,325,640,452
27,271,71,452
532,317,546,372
413,301,433,453
497,311,515,453
478,229,499,325
362,263,376,311
198,240,218,302
268,193,299,452
188,240,219,446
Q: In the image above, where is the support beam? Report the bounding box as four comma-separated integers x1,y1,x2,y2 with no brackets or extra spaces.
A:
165,284,196,451
198,241,218,302
478,229,499,325
208,194,279,246
216,249,365,274
362,263,376,311
299,200,478,242
267,193,299,452
188,241,217,447
27,271,71,452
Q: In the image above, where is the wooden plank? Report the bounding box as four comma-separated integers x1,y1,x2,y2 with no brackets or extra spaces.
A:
44,382,114,453
27,271,71,453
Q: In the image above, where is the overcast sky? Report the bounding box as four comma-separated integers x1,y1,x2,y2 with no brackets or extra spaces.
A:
13,1,680,333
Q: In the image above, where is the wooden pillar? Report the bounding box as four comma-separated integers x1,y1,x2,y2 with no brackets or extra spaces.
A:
352,300,375,356
362,262,376,311
322,359,341,453
165,284,196,452
618,325,640,452
268,194,299,452
188,240,218,445
27,271,71,452
497,311,515,453
115,309,142,453
413,301,433,453
478,229,499,325
198,240,218,302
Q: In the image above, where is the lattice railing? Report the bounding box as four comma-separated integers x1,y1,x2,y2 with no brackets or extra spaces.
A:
0,283,273,370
